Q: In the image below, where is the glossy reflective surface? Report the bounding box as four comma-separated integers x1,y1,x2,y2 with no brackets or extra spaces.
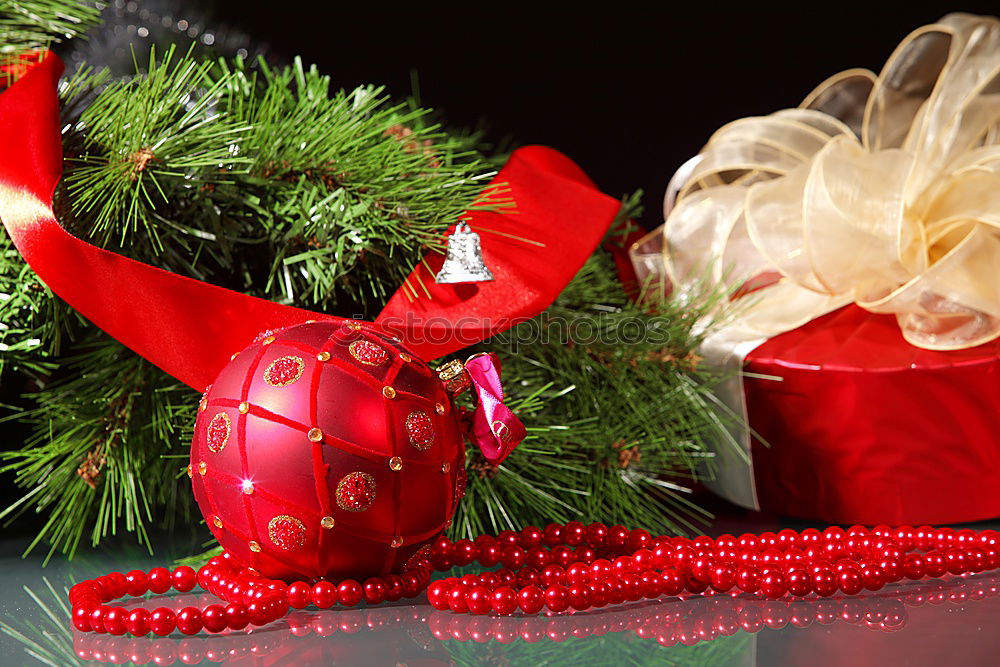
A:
3,512,1000,666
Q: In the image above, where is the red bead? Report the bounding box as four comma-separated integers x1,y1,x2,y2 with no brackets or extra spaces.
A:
225,603,249,630
639,570,664,598
879,557,903,582
526,546,550,570
661,569,684,596
383,574,404,602
542,523,563,546
465,586,493,615
517,525,543,549
589,581,609,607
363,578,387,605
563,521,586,546
589,558,612,581
311,581,337,608
786,569,811,596
247,601,271,627
125,570,148,597
945,547,968,575
586,522,608,546
402,572,423,598
736,565,761,593
500,545,526,570
812,569,837,597
147,568,172,595
518,585,544,613
759,571,787,598
552,545,576,568
541,564,566,587
544,584,569,612
103,607,127,636
89,606,108,633
492,586,518,615
685,574,709,594
477,544,504,569
451,539,477,566
838,568,863,595
923,550,948,577
287,581,311,608
201,604,227,633
176,607,203,635
72,606,93,632
627,529,651,551
150,608,176,636
447,584,470,612
171,566,197,592
126,608,150,636
337,579,363,607
710,564,736,592
566,561,590,583
607,525,629,551
427,580,453,610
567,584,591,610
860,563,886,591
903,554,925,580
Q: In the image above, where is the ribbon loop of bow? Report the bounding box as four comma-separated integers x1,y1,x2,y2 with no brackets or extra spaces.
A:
634,13,1000,350
464,353,526,465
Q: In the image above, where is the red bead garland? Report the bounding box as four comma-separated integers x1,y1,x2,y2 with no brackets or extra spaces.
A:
69,523,1000,636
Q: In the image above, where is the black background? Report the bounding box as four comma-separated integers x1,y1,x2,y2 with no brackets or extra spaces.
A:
213,2,998,226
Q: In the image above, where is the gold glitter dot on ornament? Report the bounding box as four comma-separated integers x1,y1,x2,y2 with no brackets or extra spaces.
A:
212,516,223,529
405,411,435,450
399,353,412,363
321,516,335,529
441,461,451,474
198,462,207,475
249,541,261,553
336,472,377,512
268,514,307,551
238,401,249,414
186,464,193,478
350,339,390,366
242,480,254,495
346,321,362,331
261,336,275,345
435,403,446,415
317,351,331,362
230,351,240,361
307,428,324,443
264,355,305,387
389,456,403,471
382,386,396,399
391,536,403,548
206,412,231,453
198,398,207,413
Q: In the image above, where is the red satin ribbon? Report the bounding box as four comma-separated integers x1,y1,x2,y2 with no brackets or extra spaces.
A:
0,52,621,392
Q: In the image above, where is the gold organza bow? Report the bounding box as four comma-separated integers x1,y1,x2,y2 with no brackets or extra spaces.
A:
633,13,1000,350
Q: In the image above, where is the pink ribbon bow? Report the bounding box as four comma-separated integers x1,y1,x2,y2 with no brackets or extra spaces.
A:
465,353,526,465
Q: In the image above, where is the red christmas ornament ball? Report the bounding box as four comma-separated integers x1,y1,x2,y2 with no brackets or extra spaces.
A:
189,321,467,582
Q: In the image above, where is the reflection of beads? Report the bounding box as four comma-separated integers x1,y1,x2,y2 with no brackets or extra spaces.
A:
70,575,1000,661
70,523,1000,636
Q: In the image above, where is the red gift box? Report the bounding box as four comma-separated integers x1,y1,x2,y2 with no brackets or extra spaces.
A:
742,304,1000,525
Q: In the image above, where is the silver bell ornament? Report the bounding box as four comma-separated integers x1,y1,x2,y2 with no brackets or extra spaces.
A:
434,222,494,284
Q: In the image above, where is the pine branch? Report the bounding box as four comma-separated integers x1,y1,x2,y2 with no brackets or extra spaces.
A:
0,338,197,561
0,0,103,53
452,247,734,539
